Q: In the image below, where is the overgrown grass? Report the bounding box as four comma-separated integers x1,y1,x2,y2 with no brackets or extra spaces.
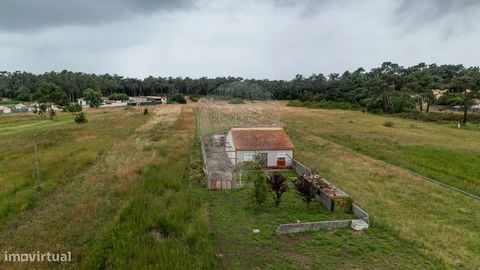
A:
0,109,148,229
283,106,480,268
284,107,480,196
81,108,217,269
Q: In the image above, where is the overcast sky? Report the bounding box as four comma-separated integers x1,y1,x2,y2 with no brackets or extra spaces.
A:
0,0,479,79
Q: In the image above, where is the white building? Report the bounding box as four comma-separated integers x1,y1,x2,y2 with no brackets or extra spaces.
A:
14,103,31,112
226,127,294,168
0,106,11,114
77,98,88,107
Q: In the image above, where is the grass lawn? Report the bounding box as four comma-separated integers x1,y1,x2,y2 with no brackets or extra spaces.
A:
282,106,480,269
207,188,442,269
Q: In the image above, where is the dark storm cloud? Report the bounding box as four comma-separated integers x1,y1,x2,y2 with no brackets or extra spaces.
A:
0,0,197,32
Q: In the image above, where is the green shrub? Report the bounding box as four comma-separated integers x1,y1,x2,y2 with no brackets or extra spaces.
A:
143,108,149,115
66,103,82,112
383,120,395,127
189,94,200,102
250,170,268,206
293,174,316,205
267,172,288,207
108,93,129,101
74,112,88,124
169,94,187,104
287,100,360,110
48,109,56,120
228,98,245,104
333,196,353,213
395,111,480,124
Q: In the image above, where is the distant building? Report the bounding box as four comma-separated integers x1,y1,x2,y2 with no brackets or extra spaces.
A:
77,98,88,107
127,96,167,106
0,106,11,114
13,103,31,113
432,89,448,99
226,127,294,168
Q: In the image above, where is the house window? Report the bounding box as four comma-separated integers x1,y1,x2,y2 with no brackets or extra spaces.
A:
244,152,254,161
277,153,286,161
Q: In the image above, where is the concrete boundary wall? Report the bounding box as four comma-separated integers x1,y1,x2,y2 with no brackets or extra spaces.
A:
315,191,333,211
292,159,312,175
277,158,370,234
277,220,355,234
352,204,369,223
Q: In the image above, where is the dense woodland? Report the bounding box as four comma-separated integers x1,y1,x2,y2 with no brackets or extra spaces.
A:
1,62,479,115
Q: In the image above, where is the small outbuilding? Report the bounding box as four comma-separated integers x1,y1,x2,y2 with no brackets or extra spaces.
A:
226,127,294,168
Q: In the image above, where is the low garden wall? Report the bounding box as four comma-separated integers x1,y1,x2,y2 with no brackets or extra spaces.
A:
277,159,370,234
277,219,363,234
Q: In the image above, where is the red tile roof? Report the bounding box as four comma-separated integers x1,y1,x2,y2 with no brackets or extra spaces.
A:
230,127,294,151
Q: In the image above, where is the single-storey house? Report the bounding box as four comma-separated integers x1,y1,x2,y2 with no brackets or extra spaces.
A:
77,97,111,107
146,96,167,104
128,96,167,106
0,105,11,114
77,98,88,107
226,127,294,168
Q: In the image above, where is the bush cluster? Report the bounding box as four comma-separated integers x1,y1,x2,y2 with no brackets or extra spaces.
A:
287,100,360,110
74,112,88,123
228,98,245,104
169,94,187,104
395,111,480,124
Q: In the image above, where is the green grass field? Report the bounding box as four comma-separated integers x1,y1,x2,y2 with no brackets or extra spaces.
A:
0,106,217,269
282,106,480,269
207,188,442,269
283,107,480,196
0,104,478,269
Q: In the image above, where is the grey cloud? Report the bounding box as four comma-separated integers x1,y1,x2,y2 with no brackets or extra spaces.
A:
271,0,333,16
1,0,480,79
395,0,480,35
0,0,197,32
397,0,480,15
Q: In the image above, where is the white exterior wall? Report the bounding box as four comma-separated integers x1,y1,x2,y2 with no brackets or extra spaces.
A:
225,131,236,165
77,99,88,107
236,150,293,167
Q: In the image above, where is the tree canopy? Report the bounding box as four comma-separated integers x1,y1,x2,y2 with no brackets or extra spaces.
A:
83,88,102,108
0,62,478,115
108,92,129,101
